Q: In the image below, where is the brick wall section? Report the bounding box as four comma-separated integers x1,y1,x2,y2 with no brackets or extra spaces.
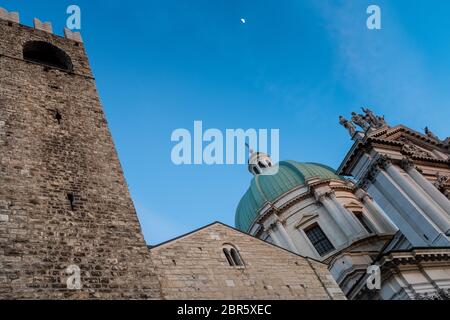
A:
0,19,161,299
150,223,346,300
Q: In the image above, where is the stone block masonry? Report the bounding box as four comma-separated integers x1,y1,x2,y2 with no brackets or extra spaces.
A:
0,17,161,299
150,223,346,300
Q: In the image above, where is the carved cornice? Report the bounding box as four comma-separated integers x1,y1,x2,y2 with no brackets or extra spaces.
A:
338,125,450,176
379,248,450,267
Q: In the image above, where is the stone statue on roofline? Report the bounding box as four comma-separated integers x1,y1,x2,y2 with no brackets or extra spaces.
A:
444,137,450,147
351,112,370,131
362,107,387,129
424,127,440,142
339,108,389,139
339,116,357,137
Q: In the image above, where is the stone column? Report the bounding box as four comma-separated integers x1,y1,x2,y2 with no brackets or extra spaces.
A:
382,159,450,235
401,158,450,216
275,220,299,254
265,223,284,248
370,177,432,246
356,189,397,233
328,193,366,236
318,192,354,239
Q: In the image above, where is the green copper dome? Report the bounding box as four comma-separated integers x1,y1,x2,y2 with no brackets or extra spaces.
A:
235,161,342,232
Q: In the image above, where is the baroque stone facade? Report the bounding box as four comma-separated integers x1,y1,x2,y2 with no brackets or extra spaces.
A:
337,109,450,299
236,108,450,299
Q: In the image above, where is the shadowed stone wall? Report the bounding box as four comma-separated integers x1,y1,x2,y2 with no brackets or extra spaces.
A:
150,223,346,300
0,18,161,299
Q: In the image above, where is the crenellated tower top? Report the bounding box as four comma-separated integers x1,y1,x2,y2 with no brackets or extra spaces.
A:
0,6,82,43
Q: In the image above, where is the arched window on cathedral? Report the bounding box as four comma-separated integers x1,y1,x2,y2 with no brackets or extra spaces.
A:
23,41,73,72
222,244,244,267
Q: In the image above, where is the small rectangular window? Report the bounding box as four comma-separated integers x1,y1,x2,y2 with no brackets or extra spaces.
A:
304,224,335,256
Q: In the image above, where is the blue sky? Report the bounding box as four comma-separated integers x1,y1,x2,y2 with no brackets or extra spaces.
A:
3,0,450,245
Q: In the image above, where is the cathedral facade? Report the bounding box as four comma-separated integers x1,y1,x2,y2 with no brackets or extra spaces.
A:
236,109,450,300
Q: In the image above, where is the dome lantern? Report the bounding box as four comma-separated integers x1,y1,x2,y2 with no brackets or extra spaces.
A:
248,151,273,176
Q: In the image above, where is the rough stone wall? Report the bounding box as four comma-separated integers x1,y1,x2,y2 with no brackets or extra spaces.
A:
150,223,346,300
0,19,161,299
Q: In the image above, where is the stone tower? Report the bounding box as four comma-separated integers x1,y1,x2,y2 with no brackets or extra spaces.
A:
0,9,161,299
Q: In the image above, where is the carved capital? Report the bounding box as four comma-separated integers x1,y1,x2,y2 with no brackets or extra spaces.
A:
355,188,372,202
376,154,391,170
263,221,277,233
368,164,381,182
400,157,415,172
357,160,381,190
356,178,371,190
262,215,281,232
316,190,335,202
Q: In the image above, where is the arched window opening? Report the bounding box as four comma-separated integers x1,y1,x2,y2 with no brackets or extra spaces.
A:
253,167,261,175
258,161,267,169
223,244,244,267
230,249,244,266
23,41,73,72
223,248,234,266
